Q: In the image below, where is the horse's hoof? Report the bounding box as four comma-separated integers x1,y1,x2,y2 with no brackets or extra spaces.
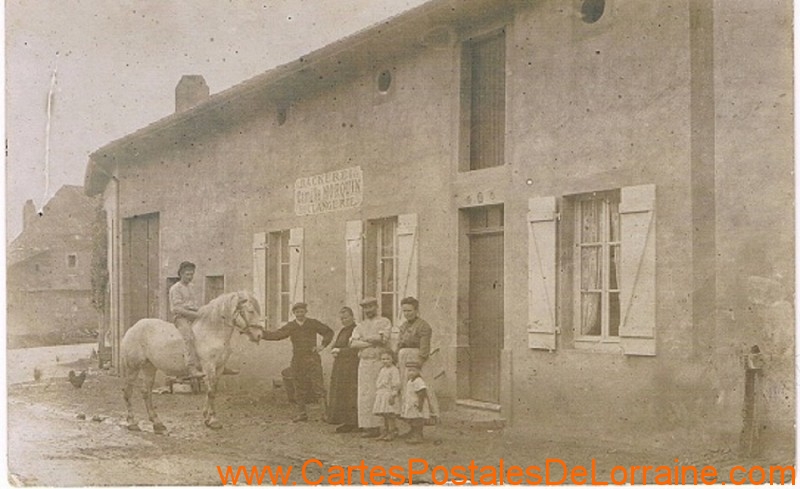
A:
127,423,141,432
205,420,223,430
153,423,167,434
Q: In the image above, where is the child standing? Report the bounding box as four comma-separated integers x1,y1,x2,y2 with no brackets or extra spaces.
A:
372,350,401,441
401,360,430,444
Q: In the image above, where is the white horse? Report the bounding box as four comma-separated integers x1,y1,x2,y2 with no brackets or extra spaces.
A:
121,291,263,432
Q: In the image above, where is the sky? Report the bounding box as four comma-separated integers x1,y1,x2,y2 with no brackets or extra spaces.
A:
5,0,428,243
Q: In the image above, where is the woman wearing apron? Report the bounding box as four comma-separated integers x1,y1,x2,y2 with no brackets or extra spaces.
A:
396,296,439,427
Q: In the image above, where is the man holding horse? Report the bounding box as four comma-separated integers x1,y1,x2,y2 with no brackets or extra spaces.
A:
262,302,334,422
169,261,205,379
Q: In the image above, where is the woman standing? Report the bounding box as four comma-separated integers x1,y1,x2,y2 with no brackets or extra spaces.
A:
396,297,439,424
349,297,392,438
326,307,360,433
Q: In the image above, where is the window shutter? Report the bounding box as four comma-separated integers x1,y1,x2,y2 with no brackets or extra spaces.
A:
345,220,363,314
527,196,557,350
289,227,304,305
619,184,656,356
252,232,267,314
397,213,419,308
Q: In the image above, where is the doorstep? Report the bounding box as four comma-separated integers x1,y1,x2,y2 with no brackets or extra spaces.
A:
442,399,506,430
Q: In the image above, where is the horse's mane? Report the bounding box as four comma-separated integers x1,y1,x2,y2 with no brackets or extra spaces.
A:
195,291,260,327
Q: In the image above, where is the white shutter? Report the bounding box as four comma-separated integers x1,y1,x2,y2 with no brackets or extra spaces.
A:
619,184,656,356
528,196,558,350
345,220,363,314
397,213,419,309
289,227,304,305
252,232,267,315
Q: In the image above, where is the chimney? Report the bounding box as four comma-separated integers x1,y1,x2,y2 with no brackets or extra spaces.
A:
175,75,209,113
22,200,36,230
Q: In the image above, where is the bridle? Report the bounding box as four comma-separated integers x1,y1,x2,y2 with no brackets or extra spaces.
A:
230,299,265,337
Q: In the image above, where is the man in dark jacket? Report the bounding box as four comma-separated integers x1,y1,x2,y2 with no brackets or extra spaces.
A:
262,302,334,422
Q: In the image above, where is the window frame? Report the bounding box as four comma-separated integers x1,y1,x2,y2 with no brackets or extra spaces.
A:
364,217,399,322
267,229,292,325
570,190,622,351
459,27,507,172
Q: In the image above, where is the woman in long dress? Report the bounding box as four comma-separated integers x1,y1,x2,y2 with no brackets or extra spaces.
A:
326,307,359,433
349,297,392,438
396,297,439,425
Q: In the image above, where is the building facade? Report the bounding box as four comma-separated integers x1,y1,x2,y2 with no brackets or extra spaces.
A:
85,0,793,453
8,186,100,348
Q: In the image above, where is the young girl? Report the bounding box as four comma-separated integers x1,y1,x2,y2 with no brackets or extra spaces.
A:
400,360,430,444
372,350,401,441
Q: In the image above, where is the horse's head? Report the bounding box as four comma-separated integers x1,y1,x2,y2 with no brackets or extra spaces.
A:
232,292,264,343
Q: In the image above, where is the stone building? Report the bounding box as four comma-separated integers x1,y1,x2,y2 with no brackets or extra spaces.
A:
8,185,100,348
84,0,793,454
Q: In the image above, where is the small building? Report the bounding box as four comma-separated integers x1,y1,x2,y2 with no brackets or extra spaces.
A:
84,0,793,454
8,185,100,348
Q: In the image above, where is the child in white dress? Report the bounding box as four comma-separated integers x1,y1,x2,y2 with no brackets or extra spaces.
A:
400,360,430,444
372,350,401,441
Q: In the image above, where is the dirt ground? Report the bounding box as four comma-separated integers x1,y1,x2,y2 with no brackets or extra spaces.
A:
6,354,795,486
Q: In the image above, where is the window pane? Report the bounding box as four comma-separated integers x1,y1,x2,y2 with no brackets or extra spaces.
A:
580,246,602,290
580,200,602,243
609,292,620,337
469,31,505,170
280,231,289,258
381,259,394,291
381,220,395,255
381,294,393,321
281,295,289,322
487,205,503,228
580,293,601,336
469,208,488,230
610,245,620,290
281,264,290,292
609,201,620,242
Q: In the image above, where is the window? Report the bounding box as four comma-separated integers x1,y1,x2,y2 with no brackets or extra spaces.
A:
274,230,291,323
527,185,656,356
573,191,620,343
580,0,605,23
67,254,77,268
365,217,398,321
345,215,418,323
462,30,506,171
259,228,304,326
205,275,225,303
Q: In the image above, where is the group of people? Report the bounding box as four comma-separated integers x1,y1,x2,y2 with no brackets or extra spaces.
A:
263,297,438,444
168,260,438,443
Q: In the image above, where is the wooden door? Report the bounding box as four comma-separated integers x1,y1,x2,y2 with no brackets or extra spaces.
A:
122,213,159,330
467,206,504,403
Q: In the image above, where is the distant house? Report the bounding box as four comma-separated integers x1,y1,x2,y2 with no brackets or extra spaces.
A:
7,185,100,348
84,0,793,455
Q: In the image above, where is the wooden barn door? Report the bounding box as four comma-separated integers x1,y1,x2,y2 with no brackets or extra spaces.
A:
122,213,160,332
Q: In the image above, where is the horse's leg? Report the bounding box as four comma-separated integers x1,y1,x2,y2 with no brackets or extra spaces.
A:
203,364,223,430
141,361,167,434
122,361,141,431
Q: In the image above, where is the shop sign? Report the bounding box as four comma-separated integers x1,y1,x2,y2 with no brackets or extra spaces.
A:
295,166,363,216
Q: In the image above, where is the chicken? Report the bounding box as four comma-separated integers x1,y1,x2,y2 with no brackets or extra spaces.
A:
68,370,87,388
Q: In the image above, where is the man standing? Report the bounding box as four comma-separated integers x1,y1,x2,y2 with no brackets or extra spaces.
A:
262,302,334,422
168,261,204,378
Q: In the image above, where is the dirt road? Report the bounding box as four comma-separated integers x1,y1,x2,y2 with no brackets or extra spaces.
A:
6,347,794,486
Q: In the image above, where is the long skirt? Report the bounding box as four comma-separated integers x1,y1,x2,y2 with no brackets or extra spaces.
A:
357,358,383,428
326,352,359,426
398,348,440,424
